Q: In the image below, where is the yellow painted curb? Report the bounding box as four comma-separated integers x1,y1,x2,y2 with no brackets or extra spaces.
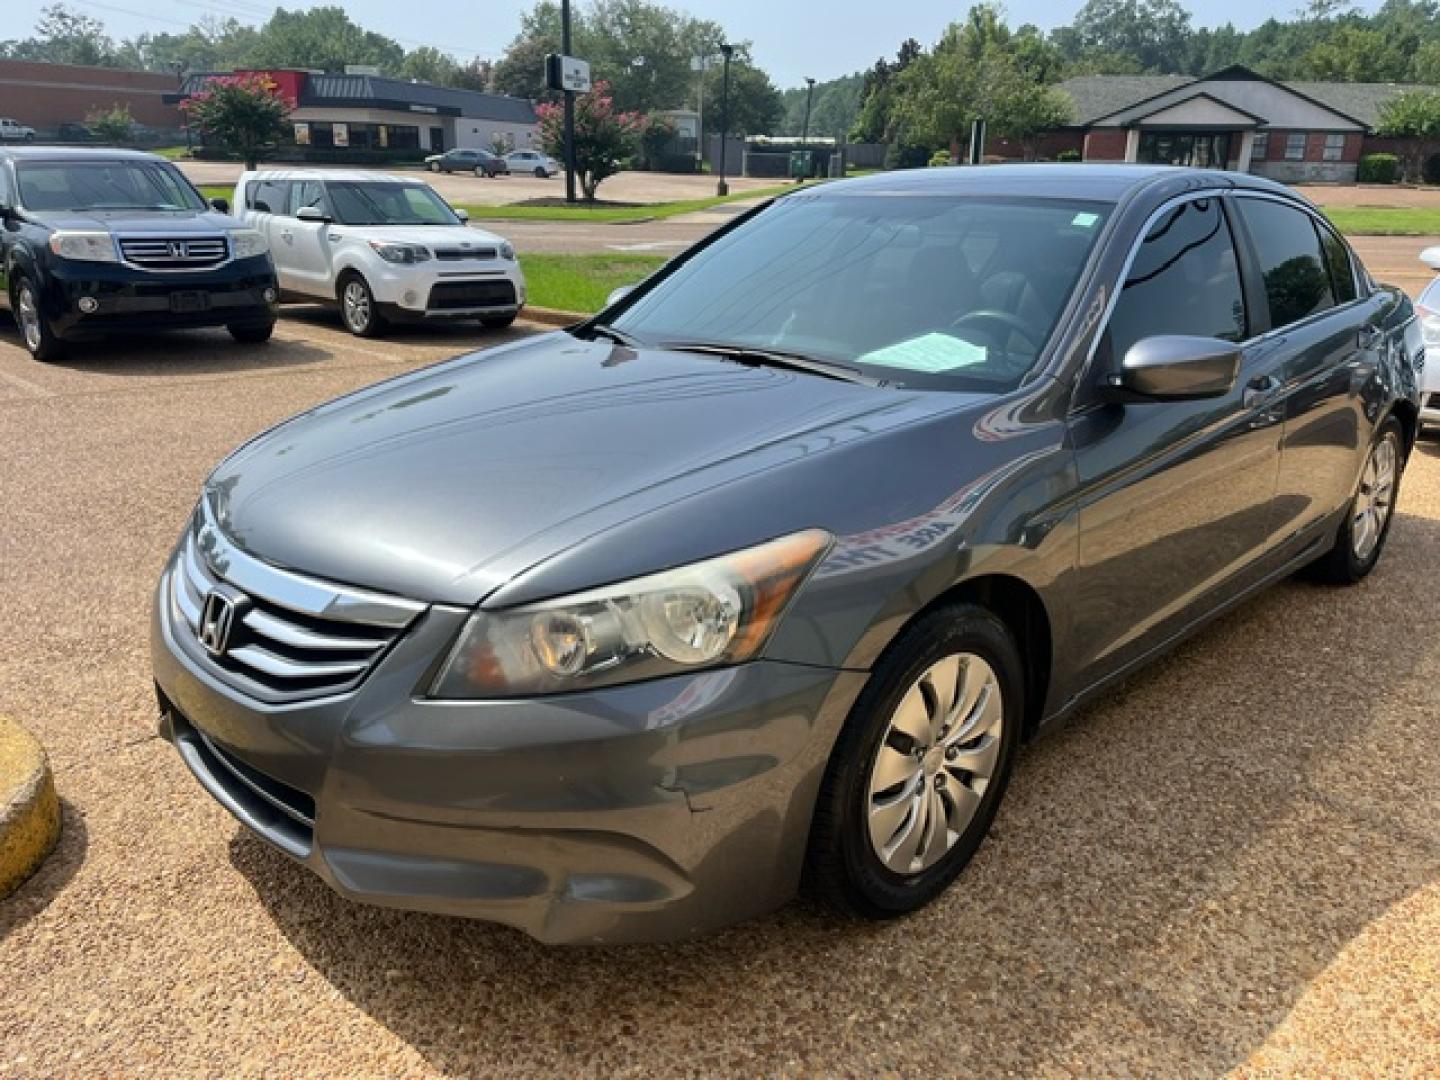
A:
0,717,60,900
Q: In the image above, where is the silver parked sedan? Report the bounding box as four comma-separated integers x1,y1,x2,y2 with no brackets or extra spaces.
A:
152,165,1422,943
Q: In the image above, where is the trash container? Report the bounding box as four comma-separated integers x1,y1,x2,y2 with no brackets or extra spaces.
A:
789,149,814,180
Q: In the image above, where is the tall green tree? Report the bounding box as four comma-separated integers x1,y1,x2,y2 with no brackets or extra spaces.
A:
1377,89,1440,181
245,7,405,74
1062,0,1193,73
181,72,291,169
0,3,115,66
699,61,783,136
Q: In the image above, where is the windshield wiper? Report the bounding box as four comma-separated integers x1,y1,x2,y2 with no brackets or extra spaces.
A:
582,323,643,347
659,341,883,386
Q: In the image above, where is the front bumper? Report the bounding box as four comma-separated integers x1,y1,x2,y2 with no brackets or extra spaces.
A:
45,255,278,339
151,554,864,943
364,260,526,321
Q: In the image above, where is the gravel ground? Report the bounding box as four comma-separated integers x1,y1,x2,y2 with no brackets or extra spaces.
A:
1,298,1439,1077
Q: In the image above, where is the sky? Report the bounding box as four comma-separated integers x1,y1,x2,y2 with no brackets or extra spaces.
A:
8,0,1390,89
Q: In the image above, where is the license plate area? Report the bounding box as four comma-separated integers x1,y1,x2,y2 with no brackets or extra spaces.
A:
170,291,211,313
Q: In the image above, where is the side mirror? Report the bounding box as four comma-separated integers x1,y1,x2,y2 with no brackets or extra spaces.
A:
295,205,329,223
1107,335,1241,401
606,284,636,307
454,208,469,222
209,196,230,213
1421,245,1440,272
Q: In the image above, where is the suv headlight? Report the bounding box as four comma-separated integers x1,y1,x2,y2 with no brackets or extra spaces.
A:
430,529,831,699
229,228,269,259
369,241,431,264
49,231,118,263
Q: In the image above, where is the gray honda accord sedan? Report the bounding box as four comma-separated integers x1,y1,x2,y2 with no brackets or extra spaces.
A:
152,165,1423,943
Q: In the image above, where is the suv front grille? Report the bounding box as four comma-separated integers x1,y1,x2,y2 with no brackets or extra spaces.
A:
433,246,498,261
169,505,425,704
119,235,229,270
427,279,517,310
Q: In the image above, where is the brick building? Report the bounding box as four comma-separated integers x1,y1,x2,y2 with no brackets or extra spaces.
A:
0,59,182,135
1037,65,1422,182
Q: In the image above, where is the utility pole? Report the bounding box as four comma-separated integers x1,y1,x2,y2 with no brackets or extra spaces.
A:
799,76,815,184
561,0,577,204
715,43,733,197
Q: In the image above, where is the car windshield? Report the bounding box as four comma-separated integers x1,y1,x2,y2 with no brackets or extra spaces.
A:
609,192,1113,391
326,181,460,226
15,160,205,212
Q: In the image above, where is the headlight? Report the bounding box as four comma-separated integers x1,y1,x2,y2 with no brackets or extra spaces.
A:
369,241,431,264
430,529,832,699
229,228,269,259
498,241,516,261
48,231,118,263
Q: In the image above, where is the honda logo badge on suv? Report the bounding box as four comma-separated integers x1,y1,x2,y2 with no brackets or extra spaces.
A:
169,241,189,259
199,590,238,656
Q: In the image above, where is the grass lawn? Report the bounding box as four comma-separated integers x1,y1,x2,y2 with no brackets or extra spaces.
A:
198,184,232,203
151,146,191,160
458,182,807,223
1323,206,1440,236
519,253,665,313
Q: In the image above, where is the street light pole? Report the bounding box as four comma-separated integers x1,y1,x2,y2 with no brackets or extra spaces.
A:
799,76,815,184
561,0,577,204
715,43,733,197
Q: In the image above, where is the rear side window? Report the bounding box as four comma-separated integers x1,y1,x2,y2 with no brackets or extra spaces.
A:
248,178,288,214
288,179,326,217
1236,198,1336,329
1317,224,1358,304
1103,197,1246,366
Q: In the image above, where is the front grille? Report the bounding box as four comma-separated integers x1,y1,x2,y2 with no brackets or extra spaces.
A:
433,246,498,261
119,235,228,270
170,506,425,704
427,279,517,310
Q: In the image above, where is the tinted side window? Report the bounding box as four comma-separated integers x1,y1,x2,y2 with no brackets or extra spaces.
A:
249,178,288,214
1104,197,1246,365
0,164,11,207
288,179,326,216
1317,223,1357,304
1237,198,1336,329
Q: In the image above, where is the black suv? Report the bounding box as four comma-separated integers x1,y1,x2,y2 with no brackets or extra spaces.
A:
0,147,279,361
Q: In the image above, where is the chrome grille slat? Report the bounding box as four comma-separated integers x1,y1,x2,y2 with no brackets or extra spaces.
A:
119,235,229,270
170,501,424,703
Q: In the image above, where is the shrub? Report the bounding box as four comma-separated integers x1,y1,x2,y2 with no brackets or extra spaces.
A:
1358,153,1400,184
886,143,933,170
1058,148,1082,162
85,103,133,144
928,149,953,167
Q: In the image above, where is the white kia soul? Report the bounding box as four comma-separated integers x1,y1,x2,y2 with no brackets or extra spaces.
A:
234,169,526,336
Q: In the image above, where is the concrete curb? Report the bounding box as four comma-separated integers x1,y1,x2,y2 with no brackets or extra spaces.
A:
522,305,587,327
0,717,61,901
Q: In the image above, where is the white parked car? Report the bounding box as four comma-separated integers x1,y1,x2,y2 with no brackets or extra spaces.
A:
1420,246,1440,428
505,150,560,177
0,118,37,142
233,169,525,336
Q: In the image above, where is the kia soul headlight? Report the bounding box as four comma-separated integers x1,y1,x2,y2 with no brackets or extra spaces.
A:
369,241,431,264
431,530,831,698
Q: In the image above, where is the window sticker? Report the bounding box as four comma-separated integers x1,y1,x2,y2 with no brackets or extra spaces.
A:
861,333,989,373
1072,211,1100,228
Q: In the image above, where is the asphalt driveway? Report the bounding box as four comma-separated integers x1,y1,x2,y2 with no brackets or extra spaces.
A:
0,309,1437,1076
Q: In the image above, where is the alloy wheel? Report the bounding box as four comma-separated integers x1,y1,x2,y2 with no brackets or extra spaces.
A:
866,652,1003,875
342,281,371,333
1352,430,1399,561
16,285,42,351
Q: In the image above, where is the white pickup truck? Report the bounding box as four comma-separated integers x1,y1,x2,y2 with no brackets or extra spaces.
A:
233,169,525,336
0,118,37,142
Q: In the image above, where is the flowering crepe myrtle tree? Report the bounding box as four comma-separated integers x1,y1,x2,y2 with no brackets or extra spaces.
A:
180,73,291,170
535,81,648,201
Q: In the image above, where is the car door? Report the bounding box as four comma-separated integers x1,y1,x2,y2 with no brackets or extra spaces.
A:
244,176,290,269
1067,194,1288,684
274,179,333,298
0,162,13,306
1231,194,1393,560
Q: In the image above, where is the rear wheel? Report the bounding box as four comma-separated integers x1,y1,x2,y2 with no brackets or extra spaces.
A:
806,604,1022,919
338,273,385,338
1306,416,1405,585
13,277,65,362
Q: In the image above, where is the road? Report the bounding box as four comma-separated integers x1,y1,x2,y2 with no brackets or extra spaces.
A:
0,303,1438,1075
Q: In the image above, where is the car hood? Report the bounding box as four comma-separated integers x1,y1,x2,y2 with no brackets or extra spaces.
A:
333,224,507,247
207,332,943,605
27,208,241,232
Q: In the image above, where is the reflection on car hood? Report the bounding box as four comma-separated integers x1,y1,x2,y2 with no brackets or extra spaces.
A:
334,224,507,248
207,332,932,604
28,208,240,232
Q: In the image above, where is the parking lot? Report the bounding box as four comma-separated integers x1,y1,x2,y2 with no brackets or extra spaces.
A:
2,277,1439,1075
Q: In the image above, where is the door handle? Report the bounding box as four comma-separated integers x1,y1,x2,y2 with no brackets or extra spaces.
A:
280,230,293,243
1243,374,1280,410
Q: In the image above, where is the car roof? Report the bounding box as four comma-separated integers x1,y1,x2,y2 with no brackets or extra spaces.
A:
242,168,426,185
0,146,169,163
819,163,1299,205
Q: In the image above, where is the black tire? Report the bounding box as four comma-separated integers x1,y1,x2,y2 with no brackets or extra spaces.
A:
806,603,1023,919
1305,415,1406,585
535,166,547,178
474,165,487,178
12,276,65,362
481,312,517,329
227,321,274,344
337,272,385,338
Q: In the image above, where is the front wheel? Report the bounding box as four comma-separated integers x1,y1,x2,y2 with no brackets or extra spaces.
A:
13,277,65,362
806,603,1022,919
338,273,385,338
1306,416,1405,585
535,166,548,178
